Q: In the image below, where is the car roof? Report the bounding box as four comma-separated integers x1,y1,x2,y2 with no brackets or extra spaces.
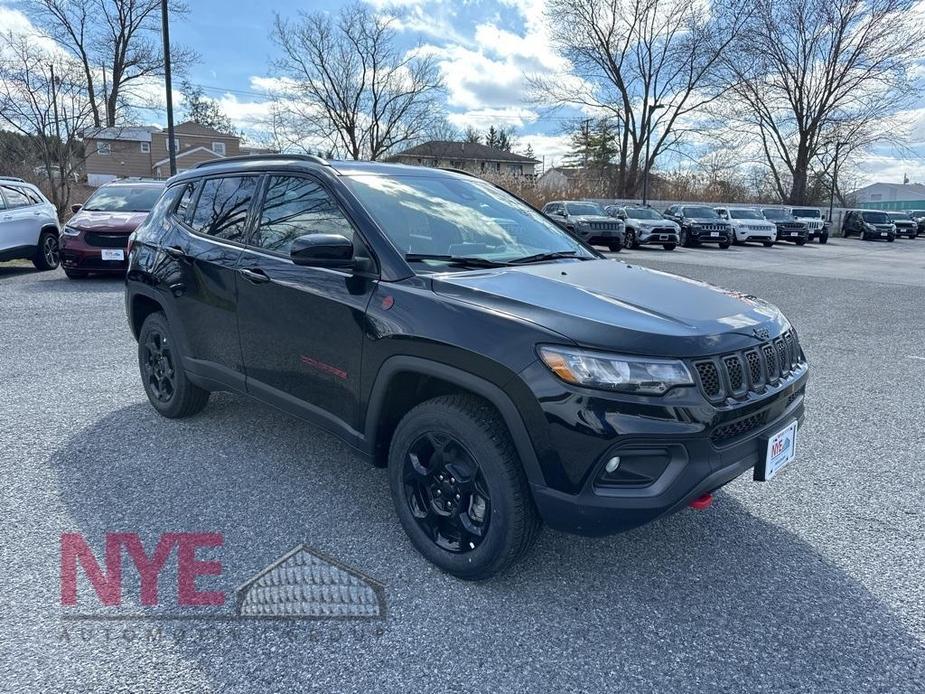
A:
168,154,480,185
101,178,165,188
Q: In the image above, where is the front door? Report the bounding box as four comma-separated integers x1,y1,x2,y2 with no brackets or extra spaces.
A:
235,174,375,435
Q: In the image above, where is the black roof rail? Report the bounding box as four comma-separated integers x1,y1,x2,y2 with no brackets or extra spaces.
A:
193,153,330,169
0,175,26,182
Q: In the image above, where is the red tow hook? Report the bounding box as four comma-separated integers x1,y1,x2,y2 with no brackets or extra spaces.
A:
689,493,713,511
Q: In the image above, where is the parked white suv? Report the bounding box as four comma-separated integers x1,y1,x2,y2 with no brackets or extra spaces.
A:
715,207,777,246
0,177,61,271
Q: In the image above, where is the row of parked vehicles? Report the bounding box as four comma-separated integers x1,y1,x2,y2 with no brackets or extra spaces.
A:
2,175,924,280
539,198,925,251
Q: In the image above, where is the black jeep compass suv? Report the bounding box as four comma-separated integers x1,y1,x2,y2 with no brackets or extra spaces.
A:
125,155,808,580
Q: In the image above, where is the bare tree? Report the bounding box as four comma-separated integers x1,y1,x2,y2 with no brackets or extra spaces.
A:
721,0,923,204
269,2,445,160
533,0,747,197
0,32,95,215
27,0,194,127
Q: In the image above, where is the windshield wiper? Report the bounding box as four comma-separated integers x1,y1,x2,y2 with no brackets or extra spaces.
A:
508,250,585,264
404,253,510,268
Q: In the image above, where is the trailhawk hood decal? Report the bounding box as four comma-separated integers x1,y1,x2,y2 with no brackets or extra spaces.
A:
431,259,787,357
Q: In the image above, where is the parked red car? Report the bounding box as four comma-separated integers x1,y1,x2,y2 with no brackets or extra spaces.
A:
60,178,165,278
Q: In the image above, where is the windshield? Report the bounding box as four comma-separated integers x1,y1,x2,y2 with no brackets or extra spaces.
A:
861,211,890,223
729,209,763,220
83,185,163,212
344,174,594,267
682,206,719,219
910,210,925,217
887,212,911,220
625,208,663,220
762,208,789,220
565,202,605,216
790,208,820,218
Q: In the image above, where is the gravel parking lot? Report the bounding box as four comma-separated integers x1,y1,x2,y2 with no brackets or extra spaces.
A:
1,237,924,692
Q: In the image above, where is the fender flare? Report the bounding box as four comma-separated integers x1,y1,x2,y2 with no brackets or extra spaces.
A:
364,356,546,487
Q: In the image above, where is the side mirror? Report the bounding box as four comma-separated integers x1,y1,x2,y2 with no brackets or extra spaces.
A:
290,233,354,269
71,204,82,214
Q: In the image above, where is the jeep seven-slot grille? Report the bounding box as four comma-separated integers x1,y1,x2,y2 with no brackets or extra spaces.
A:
693,329,804,402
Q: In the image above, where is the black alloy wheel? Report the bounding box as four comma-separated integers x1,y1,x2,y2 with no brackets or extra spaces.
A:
402,432,491,553
141,327,177,404
137,312,210,418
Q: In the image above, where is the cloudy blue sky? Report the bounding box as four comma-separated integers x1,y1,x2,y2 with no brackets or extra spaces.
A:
2,0,924,183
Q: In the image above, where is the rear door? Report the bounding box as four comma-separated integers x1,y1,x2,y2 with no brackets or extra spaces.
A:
0,185,40,250
158,175,260,389
235,173,375,434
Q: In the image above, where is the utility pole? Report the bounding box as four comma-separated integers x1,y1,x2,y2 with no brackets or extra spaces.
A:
161,0,177,176
641,104,665,206
49,63,65,187
828,141,849,227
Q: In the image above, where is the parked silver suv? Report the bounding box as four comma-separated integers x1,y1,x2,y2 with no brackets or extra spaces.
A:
541,200,625,252
0,177,61,271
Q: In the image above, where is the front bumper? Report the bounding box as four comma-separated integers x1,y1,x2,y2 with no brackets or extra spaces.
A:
775,228,808,242
575,227,624,245
638,229,679,245
59,233,129,273
519,360,808,536
689,227,731,244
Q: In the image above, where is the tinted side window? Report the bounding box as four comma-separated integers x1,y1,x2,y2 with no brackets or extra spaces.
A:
175,181,198,222
1,185,31,208
20,187,41,205
190,176,257,241
251,176,354,254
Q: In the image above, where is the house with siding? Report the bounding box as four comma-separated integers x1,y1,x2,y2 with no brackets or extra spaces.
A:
388,141,539,176
83,121,246,186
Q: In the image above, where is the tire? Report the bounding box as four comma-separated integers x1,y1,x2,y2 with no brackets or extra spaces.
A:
624,229,637,249
858,231,866,241
819,234,828,244
32,231,60,271
137,312,210,418
387,394,541,580
680,229,690,247
763,241,774,247
719,241,731,249
662,243,676,251
887,235,895,242
64,268,88,279
795,239,806,246
608,242,622,253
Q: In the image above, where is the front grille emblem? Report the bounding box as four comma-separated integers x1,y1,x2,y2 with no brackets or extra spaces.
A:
753,327,770,340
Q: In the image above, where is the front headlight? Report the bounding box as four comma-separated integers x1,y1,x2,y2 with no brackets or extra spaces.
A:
538,345,694,394
62,225,81,236
865,223,877,231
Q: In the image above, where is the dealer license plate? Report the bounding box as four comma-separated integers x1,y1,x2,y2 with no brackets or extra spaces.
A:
101,249,124,261
710,232,719,237
755,421,798,481
880,232,888,237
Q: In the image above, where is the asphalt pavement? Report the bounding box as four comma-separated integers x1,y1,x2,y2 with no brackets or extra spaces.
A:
1,236,923,693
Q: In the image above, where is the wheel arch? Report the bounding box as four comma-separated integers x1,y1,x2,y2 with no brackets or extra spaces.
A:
129,292,165,340
364,356,544,486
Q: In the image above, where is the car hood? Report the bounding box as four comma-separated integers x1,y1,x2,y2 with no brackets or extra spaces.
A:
570,215,618,224
685,217,726,224
635,218,677,228
431,259,788,358
732,219,775,228
68,210,149,234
